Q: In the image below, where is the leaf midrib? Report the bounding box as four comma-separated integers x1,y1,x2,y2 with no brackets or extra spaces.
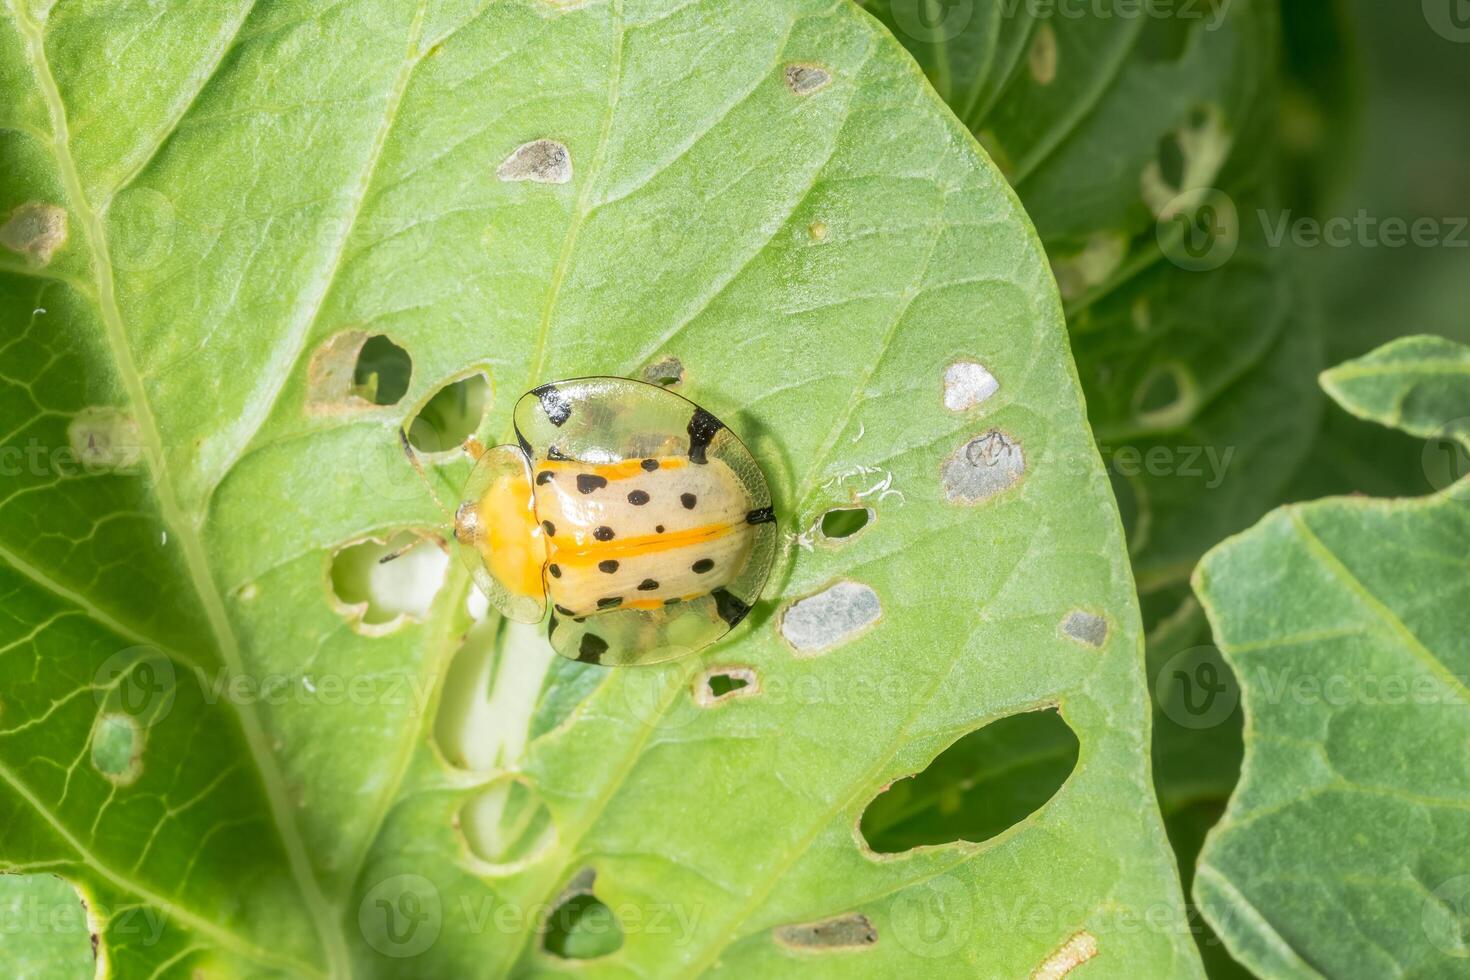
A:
5,1,349,972
1289,509,1470,708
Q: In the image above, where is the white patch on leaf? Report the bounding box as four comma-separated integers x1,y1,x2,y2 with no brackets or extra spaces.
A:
942,430,1025,505
943,360,1000,412
779,581,882,655
68,407,141,472
1,202,67,265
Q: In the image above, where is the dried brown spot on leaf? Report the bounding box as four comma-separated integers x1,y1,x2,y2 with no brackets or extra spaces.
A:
1031,931,1098,978
498,139,572,184
784,63,832,95
774,912,877,951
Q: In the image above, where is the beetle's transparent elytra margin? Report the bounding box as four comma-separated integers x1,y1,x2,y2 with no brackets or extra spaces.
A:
454,377,777,667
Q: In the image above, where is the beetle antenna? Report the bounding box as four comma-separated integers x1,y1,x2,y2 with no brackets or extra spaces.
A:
377,530,451,565
399,428,454,524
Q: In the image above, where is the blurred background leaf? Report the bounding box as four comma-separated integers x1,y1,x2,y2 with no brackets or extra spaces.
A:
864,0,1470,974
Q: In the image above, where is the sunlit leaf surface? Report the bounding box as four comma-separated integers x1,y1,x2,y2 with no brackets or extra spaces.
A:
0,0,1198,975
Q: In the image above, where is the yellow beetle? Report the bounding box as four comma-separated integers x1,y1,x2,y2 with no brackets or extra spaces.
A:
444,377,776,667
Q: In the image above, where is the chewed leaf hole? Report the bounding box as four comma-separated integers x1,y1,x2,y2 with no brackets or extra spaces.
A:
91,713,143,786
774,912,877,952
352,334,413,406
329,532,448,632
408,373,490,453
543,870,623,960
696,666,759,706
709,674,747,696
1138,8,1195,63
1155,131,1188,190
1141,105,1231,217
859,708,1078,854
460,776,556,872
308,330,413,412
1132,362,1198,430
816,507,873,543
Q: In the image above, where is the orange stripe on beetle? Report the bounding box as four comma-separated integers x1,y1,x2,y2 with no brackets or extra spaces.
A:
547,521,736,566
536,456,689,483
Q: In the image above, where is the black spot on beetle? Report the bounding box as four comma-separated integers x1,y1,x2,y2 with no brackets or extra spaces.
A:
712,587,751,627
687,407,724,464
547,445,572,461
577,633,608,663
577,473,608,494
641,458,659,471
746,505,775,525
542,520,557,536
536,470,555,485
681,493,697,509
548,563,562,578
598,596,623,609
655,524,665,534
594,526,615,541
692,558,714,574
598,560,619,574
664,597,682,606
535,384,572,426
554,604,576,617
627,490,650,505
638,578,659,591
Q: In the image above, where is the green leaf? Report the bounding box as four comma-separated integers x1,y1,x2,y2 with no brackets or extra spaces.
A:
1320,335,1470,443
867,2,1330,975
1191,336,1470,979
0,874,95,979
1282,0,1468,509
866,0,1324,590
0,0,1198,976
